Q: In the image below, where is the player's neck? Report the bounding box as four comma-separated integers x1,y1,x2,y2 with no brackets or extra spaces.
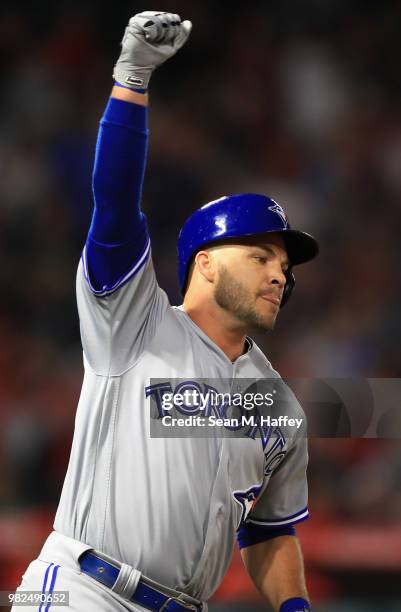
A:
183,298,247,362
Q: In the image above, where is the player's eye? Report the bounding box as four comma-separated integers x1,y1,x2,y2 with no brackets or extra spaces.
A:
253,256,267,264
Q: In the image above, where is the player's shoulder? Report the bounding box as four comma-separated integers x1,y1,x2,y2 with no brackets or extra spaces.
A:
247,338,280,377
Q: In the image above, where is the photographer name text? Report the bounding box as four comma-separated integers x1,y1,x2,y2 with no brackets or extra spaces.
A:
161,415,303,429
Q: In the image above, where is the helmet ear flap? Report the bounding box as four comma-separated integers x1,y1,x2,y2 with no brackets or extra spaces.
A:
281,268,295,308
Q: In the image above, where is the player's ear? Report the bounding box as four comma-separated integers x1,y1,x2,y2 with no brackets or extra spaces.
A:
194,250,216,285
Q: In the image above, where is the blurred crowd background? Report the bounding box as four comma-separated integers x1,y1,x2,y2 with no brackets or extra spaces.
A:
1,0,400,610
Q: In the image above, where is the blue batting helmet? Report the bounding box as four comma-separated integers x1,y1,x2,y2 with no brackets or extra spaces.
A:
177,193,318,307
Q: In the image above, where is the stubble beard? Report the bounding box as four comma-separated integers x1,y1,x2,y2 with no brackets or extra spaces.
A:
213,265,277,333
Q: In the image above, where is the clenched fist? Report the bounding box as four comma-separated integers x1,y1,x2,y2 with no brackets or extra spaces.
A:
113,11,192,91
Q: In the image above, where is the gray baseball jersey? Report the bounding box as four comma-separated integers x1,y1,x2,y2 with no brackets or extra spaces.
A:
53,246,309,602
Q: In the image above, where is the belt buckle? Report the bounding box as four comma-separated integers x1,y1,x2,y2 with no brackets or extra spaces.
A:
159,596,199,611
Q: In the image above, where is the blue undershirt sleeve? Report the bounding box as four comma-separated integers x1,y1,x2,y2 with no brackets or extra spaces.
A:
237,522,296,550
84,96,149,293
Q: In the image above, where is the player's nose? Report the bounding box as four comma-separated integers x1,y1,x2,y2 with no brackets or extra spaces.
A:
269,262,287,288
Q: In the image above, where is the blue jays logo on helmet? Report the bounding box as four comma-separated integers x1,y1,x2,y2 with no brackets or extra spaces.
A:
268,201,289,228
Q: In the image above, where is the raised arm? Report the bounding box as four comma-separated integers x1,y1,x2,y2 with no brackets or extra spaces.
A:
84,12,191,294
77,13,191,375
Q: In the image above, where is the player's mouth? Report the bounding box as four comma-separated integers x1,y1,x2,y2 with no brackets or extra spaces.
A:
259,294,281,307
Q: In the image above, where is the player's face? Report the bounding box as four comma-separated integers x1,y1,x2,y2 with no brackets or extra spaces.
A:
212,234,289,332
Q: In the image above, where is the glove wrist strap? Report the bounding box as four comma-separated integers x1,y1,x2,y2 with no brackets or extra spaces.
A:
114,81,147,94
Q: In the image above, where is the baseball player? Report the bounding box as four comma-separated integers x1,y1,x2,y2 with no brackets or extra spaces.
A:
13,12,318,612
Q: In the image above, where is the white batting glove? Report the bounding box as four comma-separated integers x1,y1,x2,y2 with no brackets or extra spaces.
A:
113,11,192,91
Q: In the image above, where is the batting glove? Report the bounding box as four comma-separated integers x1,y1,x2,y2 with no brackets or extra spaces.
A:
113,11,192,91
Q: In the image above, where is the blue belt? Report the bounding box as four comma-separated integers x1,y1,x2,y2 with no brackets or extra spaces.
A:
79,551,202,612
